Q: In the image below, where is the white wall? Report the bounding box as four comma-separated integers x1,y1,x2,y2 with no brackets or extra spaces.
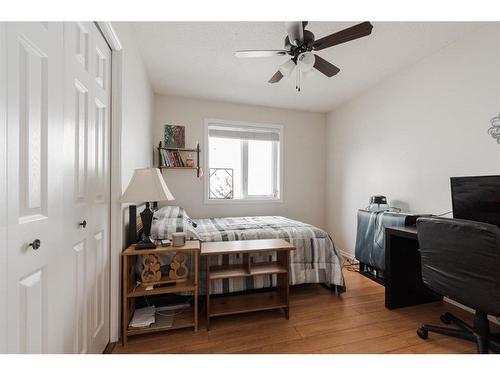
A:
0,23,7,353
110,23,155,343
113,22,155,192
154,95,327,228
325,24,500,257
111,22,155,249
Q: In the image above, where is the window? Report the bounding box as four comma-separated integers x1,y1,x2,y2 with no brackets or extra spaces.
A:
205,119,282,202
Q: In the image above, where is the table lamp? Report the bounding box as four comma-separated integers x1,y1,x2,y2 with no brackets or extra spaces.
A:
121,168,174,249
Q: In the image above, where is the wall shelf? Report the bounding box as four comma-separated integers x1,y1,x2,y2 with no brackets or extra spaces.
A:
157,141,201,177
159,147,198,152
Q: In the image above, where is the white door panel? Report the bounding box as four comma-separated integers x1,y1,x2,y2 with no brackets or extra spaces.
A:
6,22,64,353
0,22,8,354
63,22,111,354
3,21,111,354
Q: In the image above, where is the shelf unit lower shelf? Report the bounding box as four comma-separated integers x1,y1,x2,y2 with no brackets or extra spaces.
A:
127,308,195,337
209,291,287,318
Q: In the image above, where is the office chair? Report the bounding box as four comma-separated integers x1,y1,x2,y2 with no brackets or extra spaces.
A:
416,217,500,354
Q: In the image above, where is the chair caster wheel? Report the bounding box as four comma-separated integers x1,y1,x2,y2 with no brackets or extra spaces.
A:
417,327,428,340
440,313,452,325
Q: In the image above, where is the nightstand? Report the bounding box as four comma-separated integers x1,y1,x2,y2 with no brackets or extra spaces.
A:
121,240,200,345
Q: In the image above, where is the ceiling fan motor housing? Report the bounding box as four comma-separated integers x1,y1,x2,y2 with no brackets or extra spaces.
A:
285,29,315,61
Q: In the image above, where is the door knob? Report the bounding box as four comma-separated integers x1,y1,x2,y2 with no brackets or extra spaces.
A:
29,239,41,250
79,220,87,229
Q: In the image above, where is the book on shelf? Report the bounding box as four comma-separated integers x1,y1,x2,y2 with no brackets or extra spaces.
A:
160,149,187,168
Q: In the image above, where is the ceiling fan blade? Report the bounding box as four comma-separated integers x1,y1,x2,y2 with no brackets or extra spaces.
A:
312,21,373,51
268,70,284,83
284,21,304,46
313,55,340,77
234,50,288,58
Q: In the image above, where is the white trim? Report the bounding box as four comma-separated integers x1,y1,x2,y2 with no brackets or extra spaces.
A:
98,22,123,344
109,49,123,344
444,298,500,327
96,22,122,51
203,118,284,204
241,140,248,197
0,22,7,354
337,247,355,260
204,197,284,205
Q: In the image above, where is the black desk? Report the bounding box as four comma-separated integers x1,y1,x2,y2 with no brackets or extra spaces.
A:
384,226,441,309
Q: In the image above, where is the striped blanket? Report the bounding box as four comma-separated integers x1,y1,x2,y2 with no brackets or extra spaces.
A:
149,207,345,294
196,216,345,294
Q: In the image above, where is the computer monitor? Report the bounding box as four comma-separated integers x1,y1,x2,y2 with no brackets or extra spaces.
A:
451,175,500,227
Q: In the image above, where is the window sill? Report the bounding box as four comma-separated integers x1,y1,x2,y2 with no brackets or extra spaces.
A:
204,198,283,205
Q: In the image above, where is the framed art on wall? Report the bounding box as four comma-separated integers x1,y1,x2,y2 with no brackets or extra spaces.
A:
164,125,186,148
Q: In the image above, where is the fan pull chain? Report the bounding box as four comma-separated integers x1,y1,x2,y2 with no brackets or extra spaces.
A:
295,68,302,92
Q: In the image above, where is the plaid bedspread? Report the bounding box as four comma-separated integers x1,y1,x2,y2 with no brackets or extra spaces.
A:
196,216,346,294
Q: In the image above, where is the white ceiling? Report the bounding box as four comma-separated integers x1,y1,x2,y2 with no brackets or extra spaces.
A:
131,22,482,113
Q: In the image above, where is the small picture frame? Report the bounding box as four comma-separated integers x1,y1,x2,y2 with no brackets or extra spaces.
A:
164,125,185,148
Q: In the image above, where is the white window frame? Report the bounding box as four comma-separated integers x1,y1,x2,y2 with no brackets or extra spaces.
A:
204,118,284,204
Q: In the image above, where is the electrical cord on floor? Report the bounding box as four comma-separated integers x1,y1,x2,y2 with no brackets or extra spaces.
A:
143,295,196,318
343,258,360,273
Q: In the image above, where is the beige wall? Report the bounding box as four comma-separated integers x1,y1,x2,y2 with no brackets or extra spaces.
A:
325,24,500,257
154,95,327,228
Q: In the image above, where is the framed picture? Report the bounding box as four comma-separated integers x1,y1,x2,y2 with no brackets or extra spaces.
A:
164,125,185,148
209,168,234,199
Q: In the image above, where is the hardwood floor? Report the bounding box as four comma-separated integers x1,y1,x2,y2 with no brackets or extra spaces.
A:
113,268,494,354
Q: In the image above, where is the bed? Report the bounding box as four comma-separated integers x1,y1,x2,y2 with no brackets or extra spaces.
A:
139,206,346,294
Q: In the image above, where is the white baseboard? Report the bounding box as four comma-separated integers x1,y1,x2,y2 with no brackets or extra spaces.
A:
444,298,500,327
337,248,355,260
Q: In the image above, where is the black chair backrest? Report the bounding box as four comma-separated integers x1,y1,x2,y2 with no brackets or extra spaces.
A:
417,217,500,316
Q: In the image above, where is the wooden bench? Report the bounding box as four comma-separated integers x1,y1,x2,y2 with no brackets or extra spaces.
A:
201,239,295,330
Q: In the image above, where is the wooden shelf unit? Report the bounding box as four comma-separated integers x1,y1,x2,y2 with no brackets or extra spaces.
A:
201,239,295,330
157,141,201,177
121,241,200,345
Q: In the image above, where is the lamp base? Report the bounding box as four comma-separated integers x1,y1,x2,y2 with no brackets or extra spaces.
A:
135,238,157,249
134,202,157,249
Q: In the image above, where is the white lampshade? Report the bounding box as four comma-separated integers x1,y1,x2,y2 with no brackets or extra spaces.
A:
297,52,315,72
120,168,174,203
279,59,296,77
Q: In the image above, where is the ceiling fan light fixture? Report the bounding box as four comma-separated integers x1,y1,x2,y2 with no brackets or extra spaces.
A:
278,59,296,77
302,68,316,80
297,52,315,72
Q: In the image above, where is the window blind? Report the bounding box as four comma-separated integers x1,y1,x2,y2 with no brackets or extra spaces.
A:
208,125,280,142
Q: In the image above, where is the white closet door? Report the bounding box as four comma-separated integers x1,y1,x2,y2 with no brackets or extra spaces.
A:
63,22,111,354
5,22,65,354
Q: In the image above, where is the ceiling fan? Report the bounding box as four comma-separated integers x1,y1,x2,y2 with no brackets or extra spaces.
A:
234,21,373,91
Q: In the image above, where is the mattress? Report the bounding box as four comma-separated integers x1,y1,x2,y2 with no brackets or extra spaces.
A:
150,207,345,294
